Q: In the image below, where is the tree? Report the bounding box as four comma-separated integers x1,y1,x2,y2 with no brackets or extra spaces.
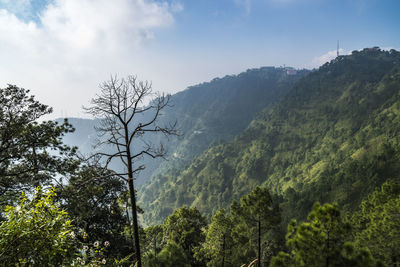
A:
143,224,164,263
56,165,131,260
0,187,76,265
270,202,381,267
163,206,207,266
286,203,348,266
195,209,234,267
0,85,78,205
84,75,178,267
145,241,190,267
230,186,281,267
242,186,280,267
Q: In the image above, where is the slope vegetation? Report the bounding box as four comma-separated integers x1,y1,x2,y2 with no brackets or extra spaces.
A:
140,48,400,224
61,67,308,185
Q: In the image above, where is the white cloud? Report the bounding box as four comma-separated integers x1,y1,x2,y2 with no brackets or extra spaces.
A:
381,46,400,52
41,0,174,52
308,48,345,69
0,0,181,118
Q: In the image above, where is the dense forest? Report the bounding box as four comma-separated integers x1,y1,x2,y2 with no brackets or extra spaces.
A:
139,47,400,225
1,47,400,266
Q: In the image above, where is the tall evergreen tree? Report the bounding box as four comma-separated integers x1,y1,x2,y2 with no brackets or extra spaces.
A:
230,186,281,266
142,224,164,263
195,209,234,266
0,85,78,206
163,206,207,266
270,203,381,267
241,186,280,267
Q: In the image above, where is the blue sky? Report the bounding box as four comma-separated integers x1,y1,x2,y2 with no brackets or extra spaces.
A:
159,0,399,67
0,0,399,118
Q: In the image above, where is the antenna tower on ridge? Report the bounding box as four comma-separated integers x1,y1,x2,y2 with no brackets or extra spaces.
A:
337,40,339,57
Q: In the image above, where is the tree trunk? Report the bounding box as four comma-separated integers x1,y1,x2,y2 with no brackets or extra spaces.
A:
154,237,157,261
125,123,142,267
128,178,141,267
85,75,177,267
258,217,261,267
221,234,225,267
326,230,330,267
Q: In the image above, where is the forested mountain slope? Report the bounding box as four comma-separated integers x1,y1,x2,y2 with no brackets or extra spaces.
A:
60,67,308,185
139,48,400,225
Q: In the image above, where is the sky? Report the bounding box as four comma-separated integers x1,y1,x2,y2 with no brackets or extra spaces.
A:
0,0,399,118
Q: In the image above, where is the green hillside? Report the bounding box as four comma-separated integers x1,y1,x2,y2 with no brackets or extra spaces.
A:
59,67,308,185
150,67,309,175
139,48,400,225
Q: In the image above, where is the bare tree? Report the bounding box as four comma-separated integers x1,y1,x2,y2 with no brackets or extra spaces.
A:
84,75,178,267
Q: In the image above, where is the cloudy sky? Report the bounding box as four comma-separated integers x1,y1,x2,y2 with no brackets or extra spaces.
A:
0,0,399,118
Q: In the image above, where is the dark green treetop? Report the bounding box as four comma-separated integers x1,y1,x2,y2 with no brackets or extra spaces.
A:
163,206,207,266
230,186,281,266
56,166,131,260
195,209,234,267
0,85,78,203
271,202,381,267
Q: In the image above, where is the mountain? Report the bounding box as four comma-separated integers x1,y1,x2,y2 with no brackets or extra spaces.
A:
139,47,400,225
59,67,309,185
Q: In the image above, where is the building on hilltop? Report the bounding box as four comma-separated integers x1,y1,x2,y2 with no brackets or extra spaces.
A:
285,67,297,75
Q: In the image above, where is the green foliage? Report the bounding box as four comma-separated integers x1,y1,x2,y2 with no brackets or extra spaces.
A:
71,239,110,266
270,202,380,267
139,48,400,227
139,67,309,224
0,85,78,206
351,180,400,265
139,183,400,266
195,209,234,266
269,252,293,267
0,187,75,265
143,187,281,266
56,166,131,260
240,186,279,226
163,206,207,266
143,224,164,263
285,203,349,266
230,187,281,266
144,241,190,267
